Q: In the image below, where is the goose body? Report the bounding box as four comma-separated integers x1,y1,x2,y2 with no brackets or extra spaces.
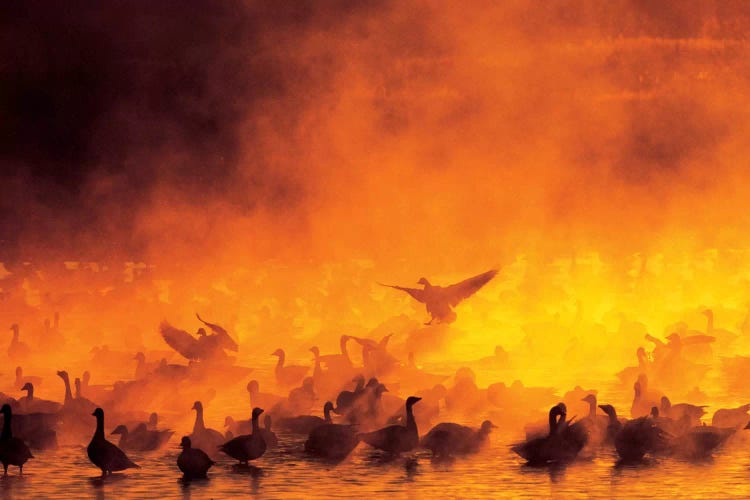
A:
219,407,267,464
304,422,359,459
512,403,587,464
279,402,334,435
614,415,669,462
0,404,33,475
261,415,278,448
87,408,140,477
421,420,495,457
17,383,62,414
358,396,421,455
272,349,309,387
177,436,214,479
334,376,366,415
189,402,225,457
112,424,173,451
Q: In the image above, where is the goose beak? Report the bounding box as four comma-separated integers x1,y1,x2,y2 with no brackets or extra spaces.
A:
91,410,96,416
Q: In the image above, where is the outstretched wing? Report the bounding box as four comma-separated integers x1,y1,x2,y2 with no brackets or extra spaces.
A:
159,321,201,360
196,313,239,352
443,269,498,306
378,283,428,303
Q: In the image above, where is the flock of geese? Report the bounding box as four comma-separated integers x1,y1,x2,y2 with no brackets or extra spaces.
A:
2,311,750,482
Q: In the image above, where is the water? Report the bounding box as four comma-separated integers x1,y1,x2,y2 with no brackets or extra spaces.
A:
3,431,750,499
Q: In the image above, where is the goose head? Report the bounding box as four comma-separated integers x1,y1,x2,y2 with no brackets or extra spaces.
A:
92,407,104,418
21,382,32,392
0,404,11,416
405,396,422,408
417,278,430,286
480,420,497,434
180,436,192,449
323,401,334,413
247,380,259,394
252,407,264,419
111,424,128,436
310,346,320,357
598,404,617,419
134,352,146,362
271,349,284,357
57,370,69,381
191,401,203,412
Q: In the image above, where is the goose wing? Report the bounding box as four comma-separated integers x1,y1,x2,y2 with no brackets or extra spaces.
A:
196,313,239,352
442,269,498,306
378,283,428,303
159,322,201,360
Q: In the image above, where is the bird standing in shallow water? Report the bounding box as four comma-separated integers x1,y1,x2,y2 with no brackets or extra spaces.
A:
0,404,33,475
87,408,139,477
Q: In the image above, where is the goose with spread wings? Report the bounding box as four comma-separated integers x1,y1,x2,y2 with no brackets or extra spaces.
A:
159,314,238,361
380,269,498,324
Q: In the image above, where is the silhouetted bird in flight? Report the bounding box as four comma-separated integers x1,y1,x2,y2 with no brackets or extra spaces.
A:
379,269,498,324
159,314,238,361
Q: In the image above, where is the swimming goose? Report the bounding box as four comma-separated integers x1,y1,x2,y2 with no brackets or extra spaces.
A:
712,404,750,429
111,423,174,451
278,401,334,435
261,415,278,447
57,370,97,414
334,375,366,415
304,410,359,460
0,404,33,475
358,396,421,455
318,335,354,372
15,366,41,389
219,407,267,464
511,403,587,465
247,380,284,410
597,404,623,444
421,420,496,458
614,413,669,462
17,382,61,414
272,349,309,387
8,324,30,361
660,397,705,428
670,425,734,459
189,401,224,457
177,436,214,479
87,408,139,477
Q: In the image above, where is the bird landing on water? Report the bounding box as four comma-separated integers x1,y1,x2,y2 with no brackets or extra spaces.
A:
379,269,498,325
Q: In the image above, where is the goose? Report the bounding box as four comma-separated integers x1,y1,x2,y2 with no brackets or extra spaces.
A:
511,403,587,465
0,404,33,475
8,324,30,361
597,404,623,444
580,394,609,446
17,382,61,414
712,404,750,429
224,415,251,438
189,401,224,457
57,370,97,414
304,411,359,460
111,423,173,451
630,379,659,418
703,309,736,347
133,352,159,379
614,413,669,462
15,366,42,389
378,269,498,324
247,380,284,410
177,436,214,479
261,415,278,448
219,407,267,464
272,349,308,387
421,420,496,458
358,396,421,455
87,408,139,477
670,425,733,459
278,401,334,435
660,397,705,427
318,335,354,372
334,375,366,415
